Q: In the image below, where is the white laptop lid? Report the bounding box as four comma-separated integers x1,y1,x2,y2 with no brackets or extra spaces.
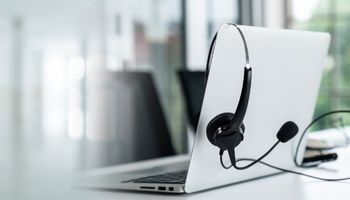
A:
185,25,330,193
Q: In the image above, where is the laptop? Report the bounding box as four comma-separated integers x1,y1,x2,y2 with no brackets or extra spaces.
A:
76,25,330,193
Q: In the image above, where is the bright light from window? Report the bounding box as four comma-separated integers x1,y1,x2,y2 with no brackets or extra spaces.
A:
68,56,85,80
68,109,84,140
292,0,320,22
324,55,335,72
42,54,67,137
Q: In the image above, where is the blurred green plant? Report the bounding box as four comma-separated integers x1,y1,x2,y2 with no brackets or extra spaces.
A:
291,0,350,131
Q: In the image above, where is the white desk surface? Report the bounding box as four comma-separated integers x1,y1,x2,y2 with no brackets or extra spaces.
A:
1,134,350,200
74,149,350,200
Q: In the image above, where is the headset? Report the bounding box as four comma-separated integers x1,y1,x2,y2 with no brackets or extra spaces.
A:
205,24,350,181
206,24,299,169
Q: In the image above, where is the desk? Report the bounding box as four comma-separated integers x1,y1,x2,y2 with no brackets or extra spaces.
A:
1,133,349,200
72,175,349,200
75,147,350,200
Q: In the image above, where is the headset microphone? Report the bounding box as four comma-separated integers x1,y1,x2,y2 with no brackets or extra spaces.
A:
276,121,299,143
219,121,299,170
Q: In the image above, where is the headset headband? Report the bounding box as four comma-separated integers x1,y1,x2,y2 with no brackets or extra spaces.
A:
205,24,251,81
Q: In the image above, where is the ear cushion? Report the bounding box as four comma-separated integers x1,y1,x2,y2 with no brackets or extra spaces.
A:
206,112,245,147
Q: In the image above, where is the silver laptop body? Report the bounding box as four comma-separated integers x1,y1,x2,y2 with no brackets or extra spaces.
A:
76,25,330,194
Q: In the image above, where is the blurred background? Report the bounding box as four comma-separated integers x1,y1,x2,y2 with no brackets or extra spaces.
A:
1,0,350,198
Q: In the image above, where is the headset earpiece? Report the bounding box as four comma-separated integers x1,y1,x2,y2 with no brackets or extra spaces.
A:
205,66,251,151
206,112,245,150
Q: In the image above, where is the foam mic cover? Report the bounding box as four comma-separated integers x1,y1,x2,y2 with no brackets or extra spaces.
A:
276,121,299,143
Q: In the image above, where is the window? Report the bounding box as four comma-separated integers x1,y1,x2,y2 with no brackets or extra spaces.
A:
81,0,186,168
206,0,239,39
289,0,350,130
0,0,186,170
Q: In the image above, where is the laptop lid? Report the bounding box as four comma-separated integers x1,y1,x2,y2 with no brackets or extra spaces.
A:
185,25,330,193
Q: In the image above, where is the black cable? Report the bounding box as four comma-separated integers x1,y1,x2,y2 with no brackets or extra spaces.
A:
219,109,350,182
222,141,280,170
220,156,350,181
294,110,350,168
238,158,350,182
220,153,231,169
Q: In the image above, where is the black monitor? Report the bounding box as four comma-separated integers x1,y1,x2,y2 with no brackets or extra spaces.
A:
82,71,175,169
178,70,206,130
